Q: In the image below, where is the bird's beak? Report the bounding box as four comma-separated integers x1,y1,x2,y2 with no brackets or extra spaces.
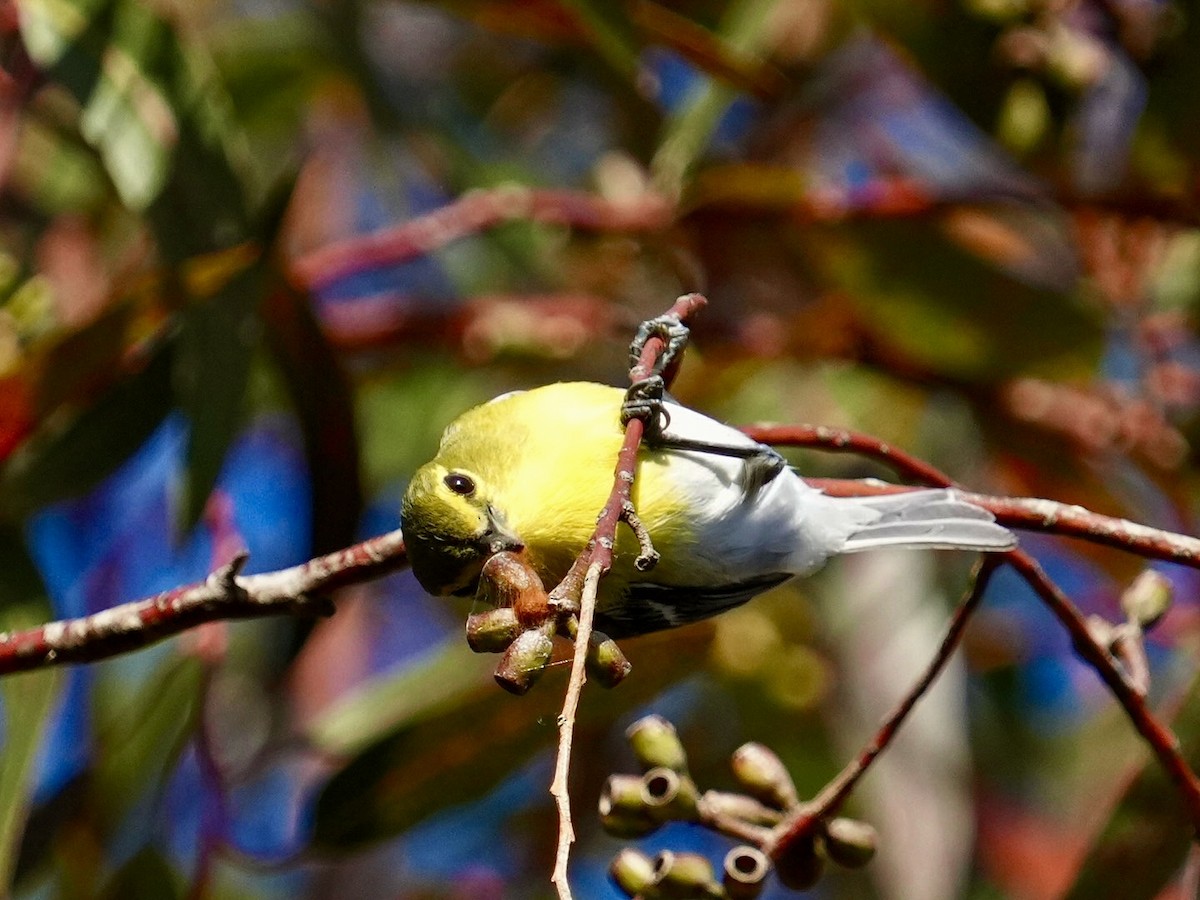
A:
481,505,524,555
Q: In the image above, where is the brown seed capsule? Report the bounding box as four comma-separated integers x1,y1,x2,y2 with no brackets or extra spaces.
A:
730,742,798,810
723,845,771,899
610,847,657,896
700,791,782,827
626,714,688,773
466,607,521,653
479,551,551,626
822,817,878,869
493,627,554,695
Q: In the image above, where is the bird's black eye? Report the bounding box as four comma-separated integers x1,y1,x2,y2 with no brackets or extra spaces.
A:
443,473,476,496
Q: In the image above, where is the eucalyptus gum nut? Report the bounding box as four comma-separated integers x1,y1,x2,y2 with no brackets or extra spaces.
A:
823,817,878,869
466,607,521,653
701,790,783,827
1121,570,1173,629
772,834,824,890
640,767,700,821
493,628,553,694
610,847,657,896
598,805,661,839
723,845,771,899
730,742,798,810
652,850,719,897
601,774,649,816
587,631,632,688
626,714,688,773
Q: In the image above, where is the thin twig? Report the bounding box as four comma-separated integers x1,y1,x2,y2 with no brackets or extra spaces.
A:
769,559,999,853
0,530,407,675
550,560,603,893
547,293,707,898
805,478,1200,570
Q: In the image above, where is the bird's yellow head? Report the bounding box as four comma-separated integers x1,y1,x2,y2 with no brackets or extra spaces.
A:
401,461,524,597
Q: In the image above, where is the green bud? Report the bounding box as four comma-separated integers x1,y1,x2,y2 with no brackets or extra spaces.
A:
652,850,720,898
1121,570,1173,630
587,631,632,688
493,628,554,695
723,845,770,899
610,847,657,896
641,767,700,822
822,817,877,869
466,607,521,653
730,742,798,810
627,715,688,773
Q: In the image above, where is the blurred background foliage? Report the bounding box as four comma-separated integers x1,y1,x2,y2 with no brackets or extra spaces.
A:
2,0,1200,896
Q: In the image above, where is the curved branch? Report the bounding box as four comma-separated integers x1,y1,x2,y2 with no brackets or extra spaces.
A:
0,530,407,676
805,478,1200,569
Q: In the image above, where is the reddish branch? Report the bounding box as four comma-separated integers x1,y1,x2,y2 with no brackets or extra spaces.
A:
805,478,1200,569
747,421,1200,844
770,559,1000,856
290,187,672,295
0,530,407,676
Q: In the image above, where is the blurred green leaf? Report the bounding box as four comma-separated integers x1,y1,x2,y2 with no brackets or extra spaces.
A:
0,344,173,521
553,0,641,80
311,628,712,849
652,0,778,196
97,847,181,900
308,641,494,759
0,530,60,894
15,0,252,258
262,276,361,555
814,217,1103,380
90,654,204,834
1062,675,1200,900
175,261,264,530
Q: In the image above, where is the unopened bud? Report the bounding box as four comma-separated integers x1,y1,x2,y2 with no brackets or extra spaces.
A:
493,628,554,695
587,631,632,688
610,847,657,896
466,607,521,653
772,833,824,890
653,850,719,898
701,791,782,827
641,767,700,821
730,742,798,809
1121,570,1173,630
627,715,688,773
822,817,878,869
723,845,771,899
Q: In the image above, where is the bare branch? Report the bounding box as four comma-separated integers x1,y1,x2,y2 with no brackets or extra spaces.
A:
0,530,407,676
806,478,1200,569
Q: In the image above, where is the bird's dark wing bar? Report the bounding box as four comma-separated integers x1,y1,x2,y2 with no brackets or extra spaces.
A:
651,434,787,493
597,572,792,638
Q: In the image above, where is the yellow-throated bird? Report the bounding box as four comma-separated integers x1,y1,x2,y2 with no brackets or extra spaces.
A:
401,382,1015,637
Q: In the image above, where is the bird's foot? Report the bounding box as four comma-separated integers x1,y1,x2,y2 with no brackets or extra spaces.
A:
629,312,691,376
620,374,671,440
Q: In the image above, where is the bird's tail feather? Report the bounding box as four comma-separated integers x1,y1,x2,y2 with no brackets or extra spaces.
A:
837,489,1016,553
